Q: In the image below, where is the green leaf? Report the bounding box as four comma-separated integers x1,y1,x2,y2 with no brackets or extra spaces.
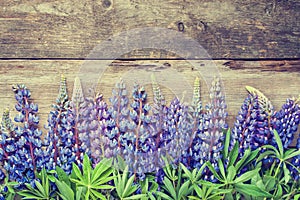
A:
90,190,106,200
218,159,226,180
193,184,203,198
283,163,290,184
141,177,149,194
188,196,201,200
56,166,70,186
18,191,44,199
284,149,300,160
206,161,223,182
236,148,260,172
123,194,148,199
162,177,177,199
55,179,74,200
261,145,279,156
178,180,190,199
227,166,236,183
209,189,233,199
272,130,283,156
92,184,115,190
83,154,92,183
228,142,239,167
114,171,122,196
235,183,272,197
180,163,192,180
72,163,83,181
85,189,90,200
156,191,173,200
92,158,113,184
163,157,173,180
223,128,231,159
225,193,234,200
122,174,136,197
94,175,115,186
34,180,46,197
274,184,283,199
263,175,276,192
234,168,259,183
76,187,84,200
256,150,276,163
121,166,129,195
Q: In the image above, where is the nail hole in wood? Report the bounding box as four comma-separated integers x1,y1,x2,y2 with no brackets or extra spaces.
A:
102,0,112,8
178,22,185,32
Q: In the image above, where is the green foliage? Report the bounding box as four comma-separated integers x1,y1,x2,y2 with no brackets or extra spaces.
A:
139,175,158,200
113,165,147,199
206,129,272,199
0,177,18,200
1,129,299,199
70,154,115,200
18,168,56,200
156,161,194,200
189,182,232,200
255,130,300,199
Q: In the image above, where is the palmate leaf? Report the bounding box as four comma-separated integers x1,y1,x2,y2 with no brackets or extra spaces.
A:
245,86,273,115
114,165,145,199
18,168,55,199
70,154,114,200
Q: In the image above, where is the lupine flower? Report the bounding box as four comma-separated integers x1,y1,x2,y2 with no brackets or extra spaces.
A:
231,87,300,171
68,77,85,166
271,98,300,148
150,75,170,175
231,95,271,155
165,97,192,167
127,84,157,179
181,77,203,167
77,92,110,165
290,136,299,181
5,84,44,186
191,77,228,181
0,108,15,182
105,79,130,157
43,75,76,174
151,74,168,150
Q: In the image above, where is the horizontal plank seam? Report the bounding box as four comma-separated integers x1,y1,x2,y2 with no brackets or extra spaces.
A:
0,58,299,61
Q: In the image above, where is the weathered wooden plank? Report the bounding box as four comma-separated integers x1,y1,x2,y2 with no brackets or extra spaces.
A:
0,0,299,59
0,60,299,145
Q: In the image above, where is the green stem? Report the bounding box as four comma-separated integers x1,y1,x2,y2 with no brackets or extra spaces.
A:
274,160,282,178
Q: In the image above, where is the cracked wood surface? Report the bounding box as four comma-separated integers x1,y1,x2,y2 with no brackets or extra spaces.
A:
0,0,299,59
0,60,299,145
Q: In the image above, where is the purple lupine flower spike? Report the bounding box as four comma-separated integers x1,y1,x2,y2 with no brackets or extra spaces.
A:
0,108,16,182
272,98,300,148
192,77,227,181
8,84,44,186
44,75,76,174
78,92,110,165
106,79,129,157
289,136,300,181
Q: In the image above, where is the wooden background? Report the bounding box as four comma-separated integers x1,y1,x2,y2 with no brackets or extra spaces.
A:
0,0,299,145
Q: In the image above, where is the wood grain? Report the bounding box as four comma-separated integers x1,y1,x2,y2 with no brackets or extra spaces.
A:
0,60,299,145
0,0,299,59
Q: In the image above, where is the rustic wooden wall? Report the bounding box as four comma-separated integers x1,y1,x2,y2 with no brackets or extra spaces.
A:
0,0,299,144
